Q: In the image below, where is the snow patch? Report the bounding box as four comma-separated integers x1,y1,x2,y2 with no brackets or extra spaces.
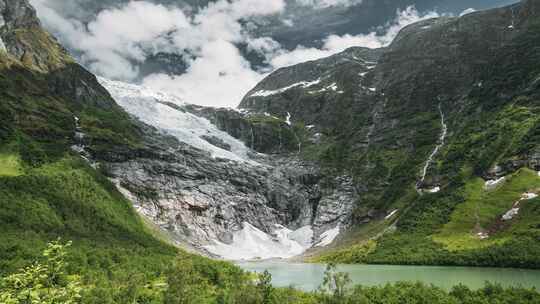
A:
501,192,538,221
522,192,538,200
477,232,489,240
459,8,476,17
285,112,292,126
250,79,321,97
484,177,505,190
426,186,441,193
502,208,520,221
309,82,342,94
315,225,340,247
204,223,314,260
99,78,255,163
385,209,398,220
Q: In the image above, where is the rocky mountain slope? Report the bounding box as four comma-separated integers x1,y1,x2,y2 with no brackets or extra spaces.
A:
240,0,540,266
2,0,540,270
98,78,355,259
1,0,354,262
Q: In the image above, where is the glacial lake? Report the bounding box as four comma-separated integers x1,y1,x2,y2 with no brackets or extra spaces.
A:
237,261,540,291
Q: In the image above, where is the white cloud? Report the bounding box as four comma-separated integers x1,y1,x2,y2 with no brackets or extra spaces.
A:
268,6,440,69
31,0,440,108
30,0,191,79
143,39,265,108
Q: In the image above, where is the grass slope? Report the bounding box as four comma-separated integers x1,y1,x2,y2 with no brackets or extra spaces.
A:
434,169,540,251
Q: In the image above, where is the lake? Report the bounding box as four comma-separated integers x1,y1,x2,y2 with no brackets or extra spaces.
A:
237,261,540,291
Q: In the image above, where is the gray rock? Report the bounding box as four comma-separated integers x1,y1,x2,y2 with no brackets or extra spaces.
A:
105,124,357,253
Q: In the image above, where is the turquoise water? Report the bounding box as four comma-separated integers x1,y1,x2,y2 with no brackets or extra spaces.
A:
237,261,540,291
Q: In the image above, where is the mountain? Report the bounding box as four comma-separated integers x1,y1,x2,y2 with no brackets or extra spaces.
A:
3,0,540,267
3,0,540,302
0,0,176,268
98,77,353,260
239,0,540,266
0,1,275,301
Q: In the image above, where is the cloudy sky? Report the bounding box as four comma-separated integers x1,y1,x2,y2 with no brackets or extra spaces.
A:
29,0,503,108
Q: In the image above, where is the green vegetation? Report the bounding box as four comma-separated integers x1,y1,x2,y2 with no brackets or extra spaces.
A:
315,241,377,264
434,169,540,251
1,241,82,304
3,242,540,304
0,153,22,176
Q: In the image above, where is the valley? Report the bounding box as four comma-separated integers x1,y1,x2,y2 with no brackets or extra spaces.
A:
1,0,540,303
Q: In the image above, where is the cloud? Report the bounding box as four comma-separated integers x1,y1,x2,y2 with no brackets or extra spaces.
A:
143,40,265,108
268,6,440,69
30,0,191,79
31,0,440,108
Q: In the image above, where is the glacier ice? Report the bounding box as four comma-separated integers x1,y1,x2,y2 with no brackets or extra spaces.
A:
99,78,256,164
315,225,340,247
203,222,315,260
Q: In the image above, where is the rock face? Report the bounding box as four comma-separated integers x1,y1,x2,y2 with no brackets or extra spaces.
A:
93,0,540,258
240,47,383,131
238,0,540,221
0,0,140,160
99,78,356,259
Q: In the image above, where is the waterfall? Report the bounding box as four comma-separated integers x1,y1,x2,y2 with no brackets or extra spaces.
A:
509,6,516,29
250,125,255,150
420,103,447,184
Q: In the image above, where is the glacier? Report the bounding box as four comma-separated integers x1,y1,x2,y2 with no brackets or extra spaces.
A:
99,77,349,261
99,78,256,164
204,223,315,260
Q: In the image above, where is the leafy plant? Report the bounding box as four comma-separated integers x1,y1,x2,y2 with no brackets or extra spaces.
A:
0,240,82,304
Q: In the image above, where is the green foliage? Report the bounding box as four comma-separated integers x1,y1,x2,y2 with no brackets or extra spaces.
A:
317,263,352,304
257,270,275,304
0,153,22,176
0,240,82,304
434,169,540,251
315,240,377,264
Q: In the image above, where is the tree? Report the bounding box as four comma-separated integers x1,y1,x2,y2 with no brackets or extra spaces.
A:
257,270,274,304
0,240,82,304
164,259,214,304
318,263,352,304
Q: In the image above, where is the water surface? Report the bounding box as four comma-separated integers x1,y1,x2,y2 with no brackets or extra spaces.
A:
237,261,540,291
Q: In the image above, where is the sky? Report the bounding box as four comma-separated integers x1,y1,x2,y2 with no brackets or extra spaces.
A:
30,0,466,108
